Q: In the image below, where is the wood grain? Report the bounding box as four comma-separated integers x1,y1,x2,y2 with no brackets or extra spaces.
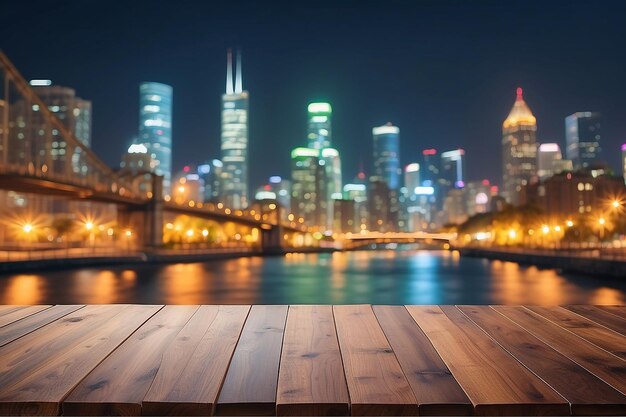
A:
459,305,626,416
333,305,418,416
0,305,51,327
526,306,626,359
0,305,161,416
373,306,472,416
63,305,199,415
216,305,288,416
0,306,27,317
276,305,349,416
598,306,626,320
406,306,569,416
142,305,250,416
0,305,84,347
494,306,626,395
563,305,626,336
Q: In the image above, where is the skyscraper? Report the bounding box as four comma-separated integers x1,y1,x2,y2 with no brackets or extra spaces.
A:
290,147,326,227
537,143,563,181
622,144,626,185
421,149,439,186
221,49,249,209
441,149,465,189
138,82,173,193
565,112,602,169
502,87,537,204
372,123,400,189
307,103,332,150
404,163,420,195
30,80,92,176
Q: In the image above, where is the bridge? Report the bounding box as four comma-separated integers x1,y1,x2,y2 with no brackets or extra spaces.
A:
343,231,455,249
0,51,312,256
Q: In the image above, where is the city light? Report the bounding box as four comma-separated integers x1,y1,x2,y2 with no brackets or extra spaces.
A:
85,221,94,231
22,224,33,234
598,217,606,226
566,220,574,228
542,225,550,234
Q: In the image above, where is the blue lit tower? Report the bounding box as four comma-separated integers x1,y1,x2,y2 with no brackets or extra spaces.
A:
138,82,173,193
565,112,602,169
372,123,400,189
221,49,250,209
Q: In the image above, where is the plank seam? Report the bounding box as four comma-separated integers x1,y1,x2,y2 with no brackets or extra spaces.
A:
58,305,165,416
522,306,625,360
455,306,571,413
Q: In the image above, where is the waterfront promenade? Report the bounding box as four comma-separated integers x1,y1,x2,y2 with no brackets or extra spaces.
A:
0,304,625,416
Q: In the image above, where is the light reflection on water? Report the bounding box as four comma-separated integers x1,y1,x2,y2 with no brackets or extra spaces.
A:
0,250,624,305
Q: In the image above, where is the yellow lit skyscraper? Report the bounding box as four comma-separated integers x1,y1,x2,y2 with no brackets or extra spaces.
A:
221,49,249,209
502,87,537,204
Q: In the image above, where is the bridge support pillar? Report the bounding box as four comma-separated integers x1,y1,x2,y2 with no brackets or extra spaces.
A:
261,223,284,255
118,175,163,251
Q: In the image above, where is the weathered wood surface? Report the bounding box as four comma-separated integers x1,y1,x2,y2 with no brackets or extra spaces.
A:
276,305,349,416
459,305,626,416
406,306,569,416
526,306,626,359
143,305,250,416
216,305,288,416
563,305,626,336
494,306,626,395
373,306,472,416
0,304,624,416
334,305,418,416
0,305,50,328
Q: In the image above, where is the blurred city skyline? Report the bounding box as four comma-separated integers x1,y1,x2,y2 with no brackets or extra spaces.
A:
2,0,626,190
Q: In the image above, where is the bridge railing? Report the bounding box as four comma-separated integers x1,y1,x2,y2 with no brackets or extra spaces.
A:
0,51,144,200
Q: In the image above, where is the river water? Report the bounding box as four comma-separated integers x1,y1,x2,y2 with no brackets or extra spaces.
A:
0,250,624,305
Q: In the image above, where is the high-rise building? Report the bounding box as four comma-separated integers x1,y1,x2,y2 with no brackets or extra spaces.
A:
421,149,439,186
290,147,326,227
404,163,420,195
118,143,156,195
441,149,465,189
197,159,224,203
138,82,173,193
343,183,368,232
30,80,92,176
502,87,537,204
256,175,292,215
622,144,626,185
307,103,332,150
221,49,249,209
372,123,400,189
321,147,342,229
537,143,563,181
565,112,602,169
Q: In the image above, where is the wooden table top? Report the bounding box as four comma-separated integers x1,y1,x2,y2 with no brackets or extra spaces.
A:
0,304,624,416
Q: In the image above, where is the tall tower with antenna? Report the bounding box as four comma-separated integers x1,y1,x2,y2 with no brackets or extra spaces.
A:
220,48,249,209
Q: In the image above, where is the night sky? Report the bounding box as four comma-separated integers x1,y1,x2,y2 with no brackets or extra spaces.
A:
2,0,626,191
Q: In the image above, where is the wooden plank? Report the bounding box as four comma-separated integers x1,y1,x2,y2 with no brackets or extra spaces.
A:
0,305,161,416
494,306,626,395
333,305,418,416
216,305,288,416
373,306,472,416
406,306,569,416
0,305,51,327
459,305,626,416
527,306,626,359
63,305,199,415
142,305,250,416
563,305,626,336
0,305,84,347
276,305,349,416
598,306,626,320
0,306,27,318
